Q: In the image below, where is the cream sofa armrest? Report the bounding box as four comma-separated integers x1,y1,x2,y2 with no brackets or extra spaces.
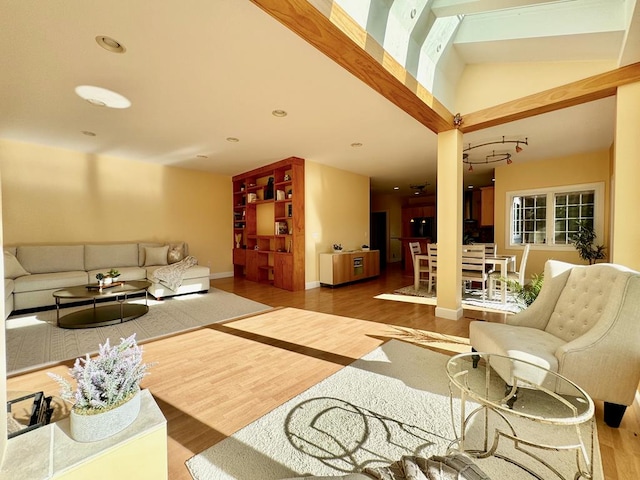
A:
506,260,574,330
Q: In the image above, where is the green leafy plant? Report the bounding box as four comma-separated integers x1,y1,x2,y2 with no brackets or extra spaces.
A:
504,273,544,310
48,334,153,415
107,268,120,278
571,220,606,265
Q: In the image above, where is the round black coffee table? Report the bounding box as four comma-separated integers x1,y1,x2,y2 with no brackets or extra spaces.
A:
53,280,151,328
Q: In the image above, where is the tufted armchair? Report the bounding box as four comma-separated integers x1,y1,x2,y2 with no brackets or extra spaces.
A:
469,260,640,427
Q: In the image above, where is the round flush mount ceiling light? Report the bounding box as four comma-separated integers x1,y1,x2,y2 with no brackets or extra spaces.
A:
95,35,126,53
75,85,131,109
271,109,287,117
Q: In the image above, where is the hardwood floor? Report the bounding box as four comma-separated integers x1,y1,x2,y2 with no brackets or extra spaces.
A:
7,263,639,479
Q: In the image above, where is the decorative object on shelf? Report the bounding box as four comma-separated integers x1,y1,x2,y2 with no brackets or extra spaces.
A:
247,193,257,203
362,244,370,251
276,189,285,201
235,233,242,248
462,136,528,171
332,243,343,253
47,334,154,442
287,189,292,198
284,174,291,181
264,177,274,200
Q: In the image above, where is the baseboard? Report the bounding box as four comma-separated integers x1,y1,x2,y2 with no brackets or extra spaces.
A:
435,306,464,320
306,281,320,289
210,271,234,279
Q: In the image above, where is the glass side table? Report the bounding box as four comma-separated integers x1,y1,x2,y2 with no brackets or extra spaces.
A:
446,352,595,480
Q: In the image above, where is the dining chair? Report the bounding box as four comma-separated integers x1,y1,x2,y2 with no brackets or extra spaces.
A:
488,243,531,300
409,242,429,291
461,245,487,300
427,243,438,293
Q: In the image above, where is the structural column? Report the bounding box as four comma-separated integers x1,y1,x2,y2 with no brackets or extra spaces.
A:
435,129,464,320
612,81,640,270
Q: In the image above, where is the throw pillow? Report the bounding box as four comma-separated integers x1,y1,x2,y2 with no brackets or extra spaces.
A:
144,245,169,266
167,242,186,264
4,251,30,279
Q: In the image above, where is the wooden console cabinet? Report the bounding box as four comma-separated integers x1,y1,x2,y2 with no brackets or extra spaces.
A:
232,157,305,291
319,250,380,286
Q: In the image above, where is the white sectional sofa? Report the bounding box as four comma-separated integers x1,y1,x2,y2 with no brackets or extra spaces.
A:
3,242,210,319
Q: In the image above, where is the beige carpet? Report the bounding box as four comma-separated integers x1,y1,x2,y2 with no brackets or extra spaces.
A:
186,340,603,480
375,285,522,314
5,289,271,375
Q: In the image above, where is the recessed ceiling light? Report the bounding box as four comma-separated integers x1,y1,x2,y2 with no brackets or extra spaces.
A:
196,154,208,159
468,185,474,189
393,186,399,190
81,131,96,136
272,109,287,117
95,35,126,54
492,178,495,182
75,85,131,109
226,137,240,143
351,142,363,148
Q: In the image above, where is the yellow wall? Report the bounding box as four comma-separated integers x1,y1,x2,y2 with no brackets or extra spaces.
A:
494,149,611,277
305,161,370,284
456,61,615,113
0,140,233,275
0,168,6,466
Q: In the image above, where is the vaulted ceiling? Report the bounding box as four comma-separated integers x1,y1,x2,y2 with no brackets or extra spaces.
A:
1,0,639,195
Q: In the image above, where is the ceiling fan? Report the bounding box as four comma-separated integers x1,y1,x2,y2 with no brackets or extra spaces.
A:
409,182,430,195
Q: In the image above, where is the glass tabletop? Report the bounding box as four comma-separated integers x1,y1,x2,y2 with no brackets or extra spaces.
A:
53,280,151,300
446,352,594,425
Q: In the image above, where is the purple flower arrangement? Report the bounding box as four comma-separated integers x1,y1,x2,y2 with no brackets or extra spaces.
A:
48,334,154,414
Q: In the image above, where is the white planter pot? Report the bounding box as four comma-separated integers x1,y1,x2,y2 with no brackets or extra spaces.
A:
103,276,113,285
70,390,141,442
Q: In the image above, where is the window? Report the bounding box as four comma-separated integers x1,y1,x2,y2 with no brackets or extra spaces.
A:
507,183,604,249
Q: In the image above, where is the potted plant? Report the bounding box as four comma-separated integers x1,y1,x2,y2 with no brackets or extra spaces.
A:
361,244,370,251
107,268,120,281
332,243,343,253
48,334,153,442
504,273,544,311
571,220,606,265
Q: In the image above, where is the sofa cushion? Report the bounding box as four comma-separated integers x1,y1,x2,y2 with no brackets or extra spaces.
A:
4,251,30,279
138,242,164,266
16,245,85,274
13,271,89,293
144,245,169,266
87,266,146,283
85,243,139,271
167,242,186,264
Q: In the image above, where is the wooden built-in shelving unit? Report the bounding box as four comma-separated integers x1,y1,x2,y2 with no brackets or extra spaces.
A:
232,157,305,291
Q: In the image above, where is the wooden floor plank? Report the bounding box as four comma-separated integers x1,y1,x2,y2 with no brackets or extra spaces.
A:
6,263,638,479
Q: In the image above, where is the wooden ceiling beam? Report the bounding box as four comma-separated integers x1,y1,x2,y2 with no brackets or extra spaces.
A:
459,62,640,133
251,0,455,134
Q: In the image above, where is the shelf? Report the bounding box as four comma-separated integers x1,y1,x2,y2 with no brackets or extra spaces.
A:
232,156,305,291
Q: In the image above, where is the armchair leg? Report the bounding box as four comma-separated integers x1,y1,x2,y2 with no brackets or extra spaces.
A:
471,347,479,368
604,402,627,428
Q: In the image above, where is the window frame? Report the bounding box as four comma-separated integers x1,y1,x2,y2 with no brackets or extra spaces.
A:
505,182,605,250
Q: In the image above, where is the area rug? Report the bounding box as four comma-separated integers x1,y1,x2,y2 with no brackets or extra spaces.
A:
186,340,603,480
377,285,522,314
5,288,271,374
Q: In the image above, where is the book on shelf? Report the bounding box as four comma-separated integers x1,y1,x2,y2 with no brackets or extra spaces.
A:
275,221,288,235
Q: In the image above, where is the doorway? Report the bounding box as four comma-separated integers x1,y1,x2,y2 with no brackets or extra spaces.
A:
370,211,387,269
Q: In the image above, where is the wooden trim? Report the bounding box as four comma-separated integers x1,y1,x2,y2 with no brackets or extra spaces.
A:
459,62,640,133
250,0,454,133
